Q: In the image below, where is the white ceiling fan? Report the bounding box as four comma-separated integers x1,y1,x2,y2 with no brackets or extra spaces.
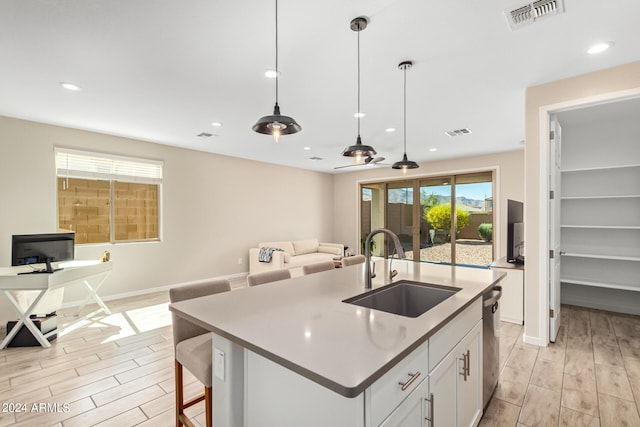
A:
334,156,388,170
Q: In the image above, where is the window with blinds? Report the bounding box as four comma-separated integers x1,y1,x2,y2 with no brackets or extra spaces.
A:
55,148,163,244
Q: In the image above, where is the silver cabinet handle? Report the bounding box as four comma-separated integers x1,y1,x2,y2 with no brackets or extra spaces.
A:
425,393,434,426
459,354,467,381
465,349,470,377
398,371,421,391
459,349,471,381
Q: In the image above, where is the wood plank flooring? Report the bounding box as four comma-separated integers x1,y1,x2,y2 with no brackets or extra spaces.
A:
481,305,640,427
1,286,639,426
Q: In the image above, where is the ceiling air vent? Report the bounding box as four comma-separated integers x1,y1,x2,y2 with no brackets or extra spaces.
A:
505,0,565,31
445,128,472,137
197,132,214,138
308,156,323,161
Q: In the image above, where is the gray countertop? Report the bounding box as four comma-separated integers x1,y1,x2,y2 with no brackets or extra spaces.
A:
169,260,505,397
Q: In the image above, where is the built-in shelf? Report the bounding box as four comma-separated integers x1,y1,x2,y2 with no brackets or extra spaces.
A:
561,194,640,200
561,276,640,292
557,109,640,313
561,163,640,173
561,225,640,230
561,252,640,262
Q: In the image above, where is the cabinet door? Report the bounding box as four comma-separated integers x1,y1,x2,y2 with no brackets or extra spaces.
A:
490,267,523,324
456,321,482,427
379,379,428,427
428,350,457,427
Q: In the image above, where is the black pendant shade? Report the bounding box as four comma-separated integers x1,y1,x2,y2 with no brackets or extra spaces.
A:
342,135,377,158
253,0,301,141
252,103,302,139
392,153,419,170
392,60,419,173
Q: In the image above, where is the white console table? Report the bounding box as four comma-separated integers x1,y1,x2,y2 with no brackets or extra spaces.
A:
0,260,113,349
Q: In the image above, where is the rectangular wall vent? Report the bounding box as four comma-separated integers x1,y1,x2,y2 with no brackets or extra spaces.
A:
505,0,565,31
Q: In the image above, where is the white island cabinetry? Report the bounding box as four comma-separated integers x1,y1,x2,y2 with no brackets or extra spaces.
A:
242,298,483,427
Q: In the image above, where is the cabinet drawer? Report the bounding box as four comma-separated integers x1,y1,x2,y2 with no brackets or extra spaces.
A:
368,339,428,426
429,298,481,371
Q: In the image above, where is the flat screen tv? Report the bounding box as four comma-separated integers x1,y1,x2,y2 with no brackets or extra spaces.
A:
12,232,75,268
507,200,524,264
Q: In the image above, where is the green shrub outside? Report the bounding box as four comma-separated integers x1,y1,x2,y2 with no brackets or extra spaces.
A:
425,203,470,232
477,223,493,242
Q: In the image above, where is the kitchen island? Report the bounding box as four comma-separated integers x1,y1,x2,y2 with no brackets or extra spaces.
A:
169,260,504,427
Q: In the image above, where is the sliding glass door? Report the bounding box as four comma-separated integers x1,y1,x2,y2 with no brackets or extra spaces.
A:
454,172,494,266
360,171,494,267
386,181,415,260
420,177,453,264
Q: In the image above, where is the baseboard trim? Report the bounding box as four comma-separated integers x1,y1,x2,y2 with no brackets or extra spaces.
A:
522,334,546,347
59,271,249,309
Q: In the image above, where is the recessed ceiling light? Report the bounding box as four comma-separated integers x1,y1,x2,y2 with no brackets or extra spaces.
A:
429,148,438,152
264,69,280,78
59,82,81,91
354,112,366,118
385,127,396,133
211,122,223,127
587,42,614,55
303,147,311,150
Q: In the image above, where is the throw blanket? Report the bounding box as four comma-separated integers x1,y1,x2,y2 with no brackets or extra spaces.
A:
258,247,284,263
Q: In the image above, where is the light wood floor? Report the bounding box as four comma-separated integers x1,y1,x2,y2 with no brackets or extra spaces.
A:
481,305,640,426
1,290,639,426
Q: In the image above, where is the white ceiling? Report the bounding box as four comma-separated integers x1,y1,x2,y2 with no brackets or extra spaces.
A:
1,0,639,173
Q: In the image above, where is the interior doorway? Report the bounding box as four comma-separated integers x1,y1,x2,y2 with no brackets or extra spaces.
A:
546,95,640,342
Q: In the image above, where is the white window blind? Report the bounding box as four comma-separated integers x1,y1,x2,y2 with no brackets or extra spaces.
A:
55,148,163,184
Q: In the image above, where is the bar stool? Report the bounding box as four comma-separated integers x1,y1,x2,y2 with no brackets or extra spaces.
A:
170,278,231,427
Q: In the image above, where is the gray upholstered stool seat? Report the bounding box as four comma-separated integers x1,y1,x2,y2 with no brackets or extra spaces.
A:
176,333,213,387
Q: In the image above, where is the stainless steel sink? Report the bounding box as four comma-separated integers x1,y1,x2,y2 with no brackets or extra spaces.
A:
343,280,460,318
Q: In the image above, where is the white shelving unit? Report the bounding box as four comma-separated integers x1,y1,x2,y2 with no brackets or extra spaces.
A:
557,106,640,314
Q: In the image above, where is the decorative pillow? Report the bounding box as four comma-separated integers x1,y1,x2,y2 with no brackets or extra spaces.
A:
258,241,295,255
293,239,319,255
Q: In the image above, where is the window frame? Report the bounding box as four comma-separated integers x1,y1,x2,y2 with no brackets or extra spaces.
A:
55,148,163,245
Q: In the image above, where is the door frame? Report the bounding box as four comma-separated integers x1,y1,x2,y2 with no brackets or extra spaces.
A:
537,89,640,345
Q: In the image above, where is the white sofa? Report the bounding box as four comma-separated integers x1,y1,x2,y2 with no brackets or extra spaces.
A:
249,239,344,276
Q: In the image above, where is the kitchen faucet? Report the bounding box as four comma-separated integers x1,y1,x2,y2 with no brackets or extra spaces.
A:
364,228,406,289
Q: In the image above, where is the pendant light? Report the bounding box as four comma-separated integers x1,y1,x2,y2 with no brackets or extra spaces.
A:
252,0,301,142
392,61,419,174
341,17,376,163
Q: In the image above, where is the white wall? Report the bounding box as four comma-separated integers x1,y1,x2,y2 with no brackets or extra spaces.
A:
332,150,524,259
524,60,640,346
0,116,335,325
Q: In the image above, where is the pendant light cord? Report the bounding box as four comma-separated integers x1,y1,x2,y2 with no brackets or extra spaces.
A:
403,64,407,154
356,21,361,136
275,0,279,105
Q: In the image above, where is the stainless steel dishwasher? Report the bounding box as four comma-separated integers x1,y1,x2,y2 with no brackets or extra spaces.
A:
482,285,502,410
